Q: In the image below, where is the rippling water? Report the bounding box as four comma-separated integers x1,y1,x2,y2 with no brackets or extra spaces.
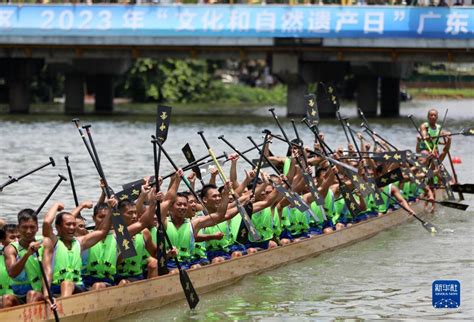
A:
1,100,473,320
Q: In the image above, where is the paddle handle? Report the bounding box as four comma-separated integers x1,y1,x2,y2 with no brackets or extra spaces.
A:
0,158,55,191
64,156,79,208
35,175,67,215
35,252,60,322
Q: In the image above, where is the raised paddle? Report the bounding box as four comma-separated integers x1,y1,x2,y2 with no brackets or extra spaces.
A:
35,174,67,215
152,139,199,309
154,105,173,276
0,157,55,192
443,136,464,200
416,198,469,211
72,120,136,258
182,143,205,187
250,132,270,197
34,174,71,322
198,131,261,242
64,156,80,213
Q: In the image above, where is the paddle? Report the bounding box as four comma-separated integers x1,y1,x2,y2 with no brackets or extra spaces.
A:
155,105,172,276
246,135,313,214
250,132,270,197
451,183,474,194
380,191,439,234
35,174,69,322
0,157,55,192
35,174,67,215
269,108,325,208
443,136,464,200
36,251,60,322
426,127,474,139
182,143,205,187
64,156,80,214
416,198,469,211
72,120,137,258
290,119,327,219
198,131,261,242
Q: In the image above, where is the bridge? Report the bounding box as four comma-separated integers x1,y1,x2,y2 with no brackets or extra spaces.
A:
0,4,473,116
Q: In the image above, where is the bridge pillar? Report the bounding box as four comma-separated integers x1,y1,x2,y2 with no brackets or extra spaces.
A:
95,74,115,113
6,59,42,113
380,77,400,118
65,72,85,115
287,80,307,117
356,76,378,117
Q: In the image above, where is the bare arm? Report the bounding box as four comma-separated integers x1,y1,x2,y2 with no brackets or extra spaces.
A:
42,202,64,244
6,240,42,278
78,200,112,250
70,201,93,219
229,154,239,190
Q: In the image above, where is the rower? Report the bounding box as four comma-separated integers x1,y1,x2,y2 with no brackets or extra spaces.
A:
4,209,54,307
419,109,451,154
41,201,113,297
1,225,18,308
161,181,234,274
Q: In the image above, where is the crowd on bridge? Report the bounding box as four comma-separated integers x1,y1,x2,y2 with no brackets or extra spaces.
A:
0,0,471,7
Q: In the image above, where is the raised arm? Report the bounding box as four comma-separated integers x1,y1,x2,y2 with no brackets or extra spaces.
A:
42,202,64,244
229,154,239,189
78,199,113,251
70,201,93,219
135,179,151,217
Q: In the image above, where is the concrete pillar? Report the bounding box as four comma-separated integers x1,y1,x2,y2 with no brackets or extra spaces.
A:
8,77,30,113
356,76,378,117
65,73,85,115
286,81,307,117
380,77,400,117
94,74,114,113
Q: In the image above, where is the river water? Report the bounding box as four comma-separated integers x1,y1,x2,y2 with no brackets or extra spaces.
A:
0,100,473,320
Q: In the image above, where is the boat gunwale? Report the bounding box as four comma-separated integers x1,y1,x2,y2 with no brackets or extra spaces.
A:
0,193,442,321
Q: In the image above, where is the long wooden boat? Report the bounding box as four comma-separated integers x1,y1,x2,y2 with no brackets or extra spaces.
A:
0,192,444,321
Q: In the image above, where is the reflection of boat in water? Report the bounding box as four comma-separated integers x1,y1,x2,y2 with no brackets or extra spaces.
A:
0,192,443,321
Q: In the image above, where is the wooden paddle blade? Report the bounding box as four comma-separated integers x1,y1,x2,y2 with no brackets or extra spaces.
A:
422,221,438,234
182,143,203,181
305,93,319,124
451,184,474,194
179,269,199,309
440,201,469,211
156,105,172,143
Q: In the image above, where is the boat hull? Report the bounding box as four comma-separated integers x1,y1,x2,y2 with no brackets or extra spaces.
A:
0,194,441,321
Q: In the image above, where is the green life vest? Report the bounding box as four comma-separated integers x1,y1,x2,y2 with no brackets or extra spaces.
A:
192,239,207,261
204,222,230,252
364,194,377,212
333,197,347,224
142,226,158,268
84,233,117,280
420,122,441,151
283,157,291,176
0,247,14,295
166,219,193,262
284,207,309,236
250,207,274,242
229,215,245,246
376,185,392,213
117,233,145,277
273,208,282,238
310,190,335,226
52,238,83,286
10,238,43,292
